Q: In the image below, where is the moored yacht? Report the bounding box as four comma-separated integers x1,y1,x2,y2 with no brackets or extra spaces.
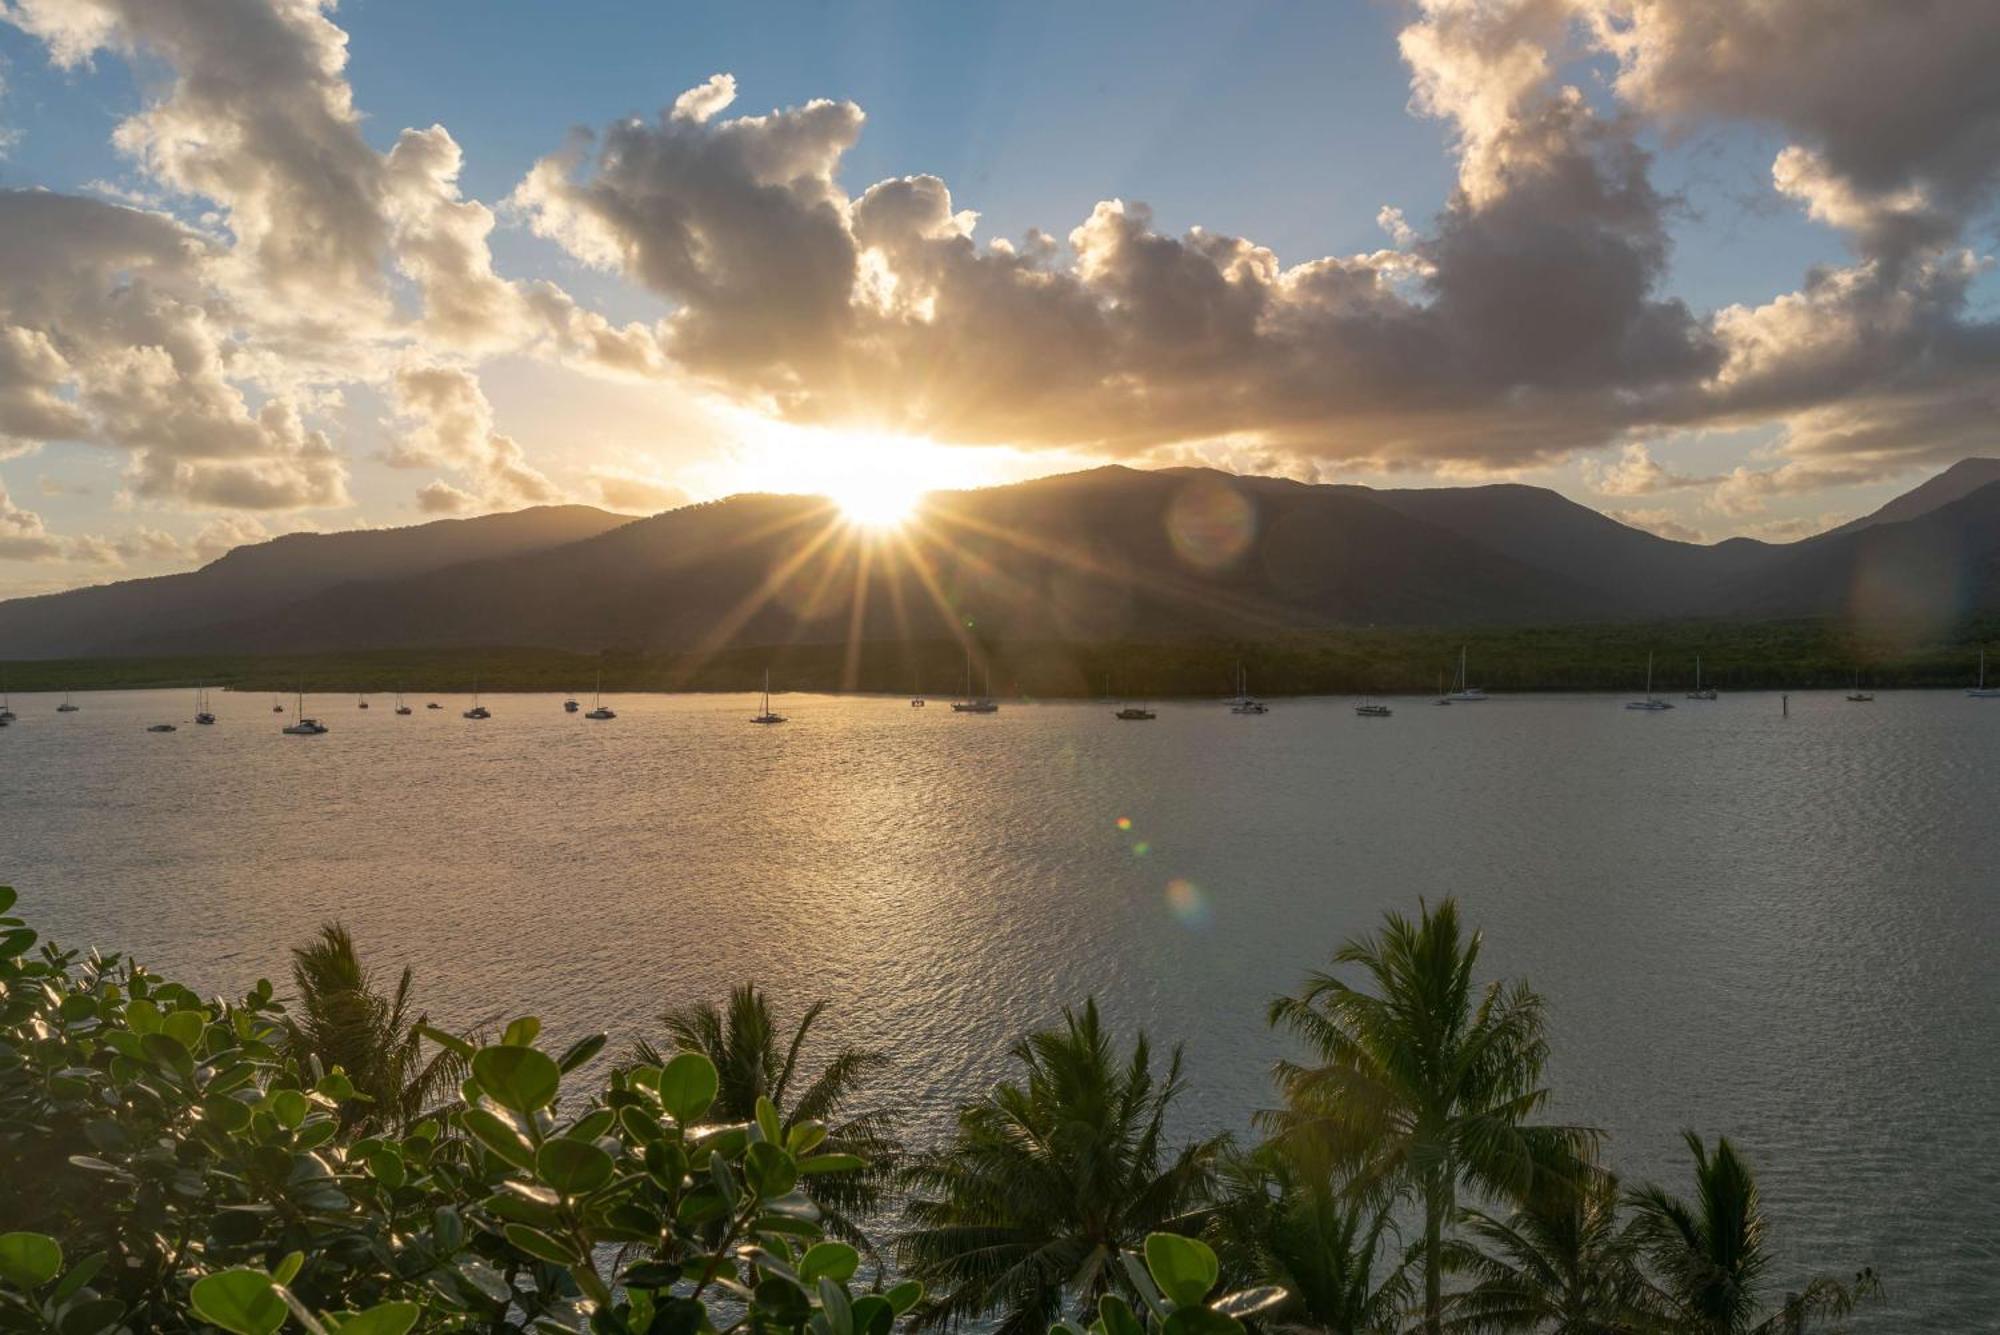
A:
394,687,412,715
56,690,78,713
1846,668,1874,702
463,674,491,719
951,646,999,713
1625,652,1674,710
1444,646,1487,702
1686,655,1717,700
194,683,216,726
584,671,615,720
750,669,787,724
1970,649,2000,698
1354,701,1393,717
282,681,328,734
1227,663,1268,714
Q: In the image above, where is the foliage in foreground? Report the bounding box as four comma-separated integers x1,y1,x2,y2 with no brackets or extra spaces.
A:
0,885,1879,1333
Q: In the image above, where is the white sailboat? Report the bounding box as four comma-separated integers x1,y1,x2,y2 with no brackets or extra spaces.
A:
282,680,328,735
1846,668,1874,703
951,645,999,713
585,670,616,720
1444,646,1487,702
0,670,14,723
1970,649,2000,698
750,669,787,724
1228,663,1268,714
1686,655,1717,700
56,689,78,713
1625,651,1675,710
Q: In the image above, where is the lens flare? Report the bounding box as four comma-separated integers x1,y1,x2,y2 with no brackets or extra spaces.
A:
1165,878,1211,927
1116,816,1133,830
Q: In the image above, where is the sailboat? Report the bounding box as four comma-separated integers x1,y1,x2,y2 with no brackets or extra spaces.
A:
356,690,369,710
585,671,616,720
1970,649,2000,698
394,686,412,716
1625,652,1675,710
0,670,14,723
463,673,491,720
911,668,925,708
1354,698,1393,717
194,683,216,726
1686,655,1717,700
282,680,328,735
56,689,78,713
1846,669,1874,703
1434,669,1451,705
951,645,999,713
1228,663,1268,715
750,669,787,724
1444,646,1487,702
272,694,285,713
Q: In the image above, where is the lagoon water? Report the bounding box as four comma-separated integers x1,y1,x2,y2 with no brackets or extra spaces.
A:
3,687,1995,1324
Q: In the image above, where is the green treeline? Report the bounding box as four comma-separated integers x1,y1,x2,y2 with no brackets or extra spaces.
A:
6,616,2000,697
0,886,1877,1333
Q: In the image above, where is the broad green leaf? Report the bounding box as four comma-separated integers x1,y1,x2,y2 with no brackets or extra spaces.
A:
1144,1234,1219,1308
745,1141,798,1199
269,1088,308,1130
885,1280,924,1315
0,887,14,914
536,1137,613,1196
1099,1294,1144,1335
658,1052,718,1124
472,1045,561,1114
1161,1308,1242,1335
798,1242,859,1286
0,1232,61,1289
754,1096,783,1144
501,1016,541,1048
851,1294,894,1335
123,999,161,1036
271,1251,304,1286
331,1301,420,1335
57,1296,124,1335
462,1107,535,1170
190,1269,287,1335
0,928,35,959
557,1032,607,1073
797,1153,864,1176
160,1008,206,1050
503,1223,579,1266
416,1023,474,1061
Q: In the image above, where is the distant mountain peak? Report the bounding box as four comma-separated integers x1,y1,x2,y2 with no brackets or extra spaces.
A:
1826,457,2000,538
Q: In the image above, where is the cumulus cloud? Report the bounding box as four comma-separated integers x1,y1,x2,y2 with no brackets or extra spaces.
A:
1583,443,1723,496
0,480,66,559
1609,507,1703,543
387,362,562,512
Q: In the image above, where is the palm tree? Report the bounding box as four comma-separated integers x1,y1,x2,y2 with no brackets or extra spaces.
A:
284,923,462,1134
649,984,897,1246
1263,899,1595,1334
1206,1146,1411,1333
1627,1133,1878,1334
1444,1166,1653,1333
897,999,1224,1335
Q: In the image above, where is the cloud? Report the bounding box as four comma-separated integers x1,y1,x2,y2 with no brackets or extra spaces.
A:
1608,506,1703,543
387,362,562,511
1582,443,1723,496
0,480,65,559
590,471,689,514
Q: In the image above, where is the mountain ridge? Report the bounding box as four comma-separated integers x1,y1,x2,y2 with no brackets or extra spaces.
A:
5,465,1998,659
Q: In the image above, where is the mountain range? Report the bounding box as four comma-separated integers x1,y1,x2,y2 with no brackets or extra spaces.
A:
4,460,1999,660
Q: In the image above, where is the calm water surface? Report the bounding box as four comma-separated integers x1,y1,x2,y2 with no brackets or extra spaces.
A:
3,688,1995,1325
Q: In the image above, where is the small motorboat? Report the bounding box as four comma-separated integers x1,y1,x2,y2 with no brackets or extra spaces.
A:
1354,702,1393,717
563,697,580,713
426,702,442,710
147,723,177,733
1114,705,1157,720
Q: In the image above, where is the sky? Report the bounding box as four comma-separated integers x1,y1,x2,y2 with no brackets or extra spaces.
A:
0,0,1996,597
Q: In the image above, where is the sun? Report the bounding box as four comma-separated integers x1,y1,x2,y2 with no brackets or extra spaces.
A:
828,479,925,529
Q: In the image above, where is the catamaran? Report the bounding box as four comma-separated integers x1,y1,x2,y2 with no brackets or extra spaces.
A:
1354,700,1393,717
194,684,216,726
282,681,328,735
1444,646,1487,702
585,671,616,720
1625,652,1674,710
1228,663,1268,714
1970,649,2000,698
951,646,999,713
1686,655,1717,700
750,669,787,724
